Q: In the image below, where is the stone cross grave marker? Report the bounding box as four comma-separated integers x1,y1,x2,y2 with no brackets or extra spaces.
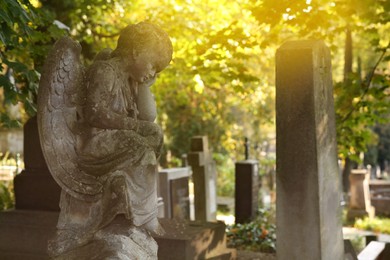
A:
276,40,344,259
188,136,217,222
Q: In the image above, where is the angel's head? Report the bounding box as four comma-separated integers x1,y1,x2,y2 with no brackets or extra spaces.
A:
112,21,173,83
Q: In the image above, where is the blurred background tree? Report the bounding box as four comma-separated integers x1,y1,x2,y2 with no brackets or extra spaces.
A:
1,0,389,196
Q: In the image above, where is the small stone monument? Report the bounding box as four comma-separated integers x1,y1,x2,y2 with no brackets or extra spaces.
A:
37,22,173,259
0,116,60,259
158,167,191,219
235,160,259,224
187,136,217,222
276,40,344,259
14,116,61,211
347,169,375,220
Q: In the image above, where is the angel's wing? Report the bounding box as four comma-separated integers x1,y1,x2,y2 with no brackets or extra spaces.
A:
37,37,103,202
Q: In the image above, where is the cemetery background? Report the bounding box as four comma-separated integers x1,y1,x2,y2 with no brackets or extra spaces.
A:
0,0,390,258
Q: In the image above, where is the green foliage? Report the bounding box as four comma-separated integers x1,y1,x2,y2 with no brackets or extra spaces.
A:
250,0,390,163
145,0,271,160
0,0,67,129
0,181,14,211
354,216,390,234
1,0,389,168
226,208,276,253
335,71,390,161
214,153,235,197
0,0,34,46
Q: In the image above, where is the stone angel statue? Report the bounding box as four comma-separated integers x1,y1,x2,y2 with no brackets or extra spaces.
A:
37,22,172,259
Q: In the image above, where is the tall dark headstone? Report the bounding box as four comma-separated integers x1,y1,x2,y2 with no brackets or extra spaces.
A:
0,116,61,258
14,116,61,211
276,40,344,259
235,160,259,224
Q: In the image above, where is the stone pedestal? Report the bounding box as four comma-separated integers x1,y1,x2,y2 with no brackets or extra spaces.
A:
0,211,235,259
188,136,217,222
0,117,61,259
235,160,259,224
155,219,236,260
347,169,375,220
158,167,191,219
0,210,57,259
276,40,344,259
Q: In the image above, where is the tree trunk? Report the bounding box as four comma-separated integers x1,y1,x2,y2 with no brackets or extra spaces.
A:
344,27,353,85
342,28,353,193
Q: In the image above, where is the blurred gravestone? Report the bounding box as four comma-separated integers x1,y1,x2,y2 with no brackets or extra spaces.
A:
347,169,375,220
235,160,259,224
158,167,191,219
276,40,344,259
14,116,61,210
0,116,60,258
188,136,217,221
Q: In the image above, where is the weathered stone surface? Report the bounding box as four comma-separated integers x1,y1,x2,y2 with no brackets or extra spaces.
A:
154,218,236,260
276,40,344,259
37,21,173,258
49,216,158,260
0,211,235,260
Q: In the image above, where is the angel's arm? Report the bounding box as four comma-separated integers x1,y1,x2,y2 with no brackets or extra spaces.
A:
84,63,138,131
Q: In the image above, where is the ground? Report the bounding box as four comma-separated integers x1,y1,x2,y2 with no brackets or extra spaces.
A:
237,250,276,260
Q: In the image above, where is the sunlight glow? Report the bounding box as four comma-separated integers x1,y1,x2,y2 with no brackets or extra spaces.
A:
30,0,41,8
193,74,205,94
283,13,296,21
203,59,211,67
303,6,313,13
115,2,125,17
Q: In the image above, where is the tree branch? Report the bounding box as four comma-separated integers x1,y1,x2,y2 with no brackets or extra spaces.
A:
91,29,120,39
340,45,388,123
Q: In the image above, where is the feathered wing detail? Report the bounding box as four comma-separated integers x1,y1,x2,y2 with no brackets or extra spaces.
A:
38,37,103,201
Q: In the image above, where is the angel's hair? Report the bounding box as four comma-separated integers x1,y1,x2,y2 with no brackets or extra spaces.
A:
112,21,173,72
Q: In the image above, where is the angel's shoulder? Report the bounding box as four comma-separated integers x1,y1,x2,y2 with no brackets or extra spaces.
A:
86,61,119,96
89,60,117,76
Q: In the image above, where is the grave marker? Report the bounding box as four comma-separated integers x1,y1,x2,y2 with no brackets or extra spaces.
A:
235,160,259,224
188,136,217,222
276,40,344,259
158,167,191,219
347,169,375,220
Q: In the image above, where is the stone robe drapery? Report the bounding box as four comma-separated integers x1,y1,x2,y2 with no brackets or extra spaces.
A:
51,60,163,255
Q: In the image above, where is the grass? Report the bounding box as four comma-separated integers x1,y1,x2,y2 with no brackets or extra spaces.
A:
354,216,390,234
0,180,14,211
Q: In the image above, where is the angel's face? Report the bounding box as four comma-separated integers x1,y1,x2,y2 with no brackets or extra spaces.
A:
129,50,159,83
